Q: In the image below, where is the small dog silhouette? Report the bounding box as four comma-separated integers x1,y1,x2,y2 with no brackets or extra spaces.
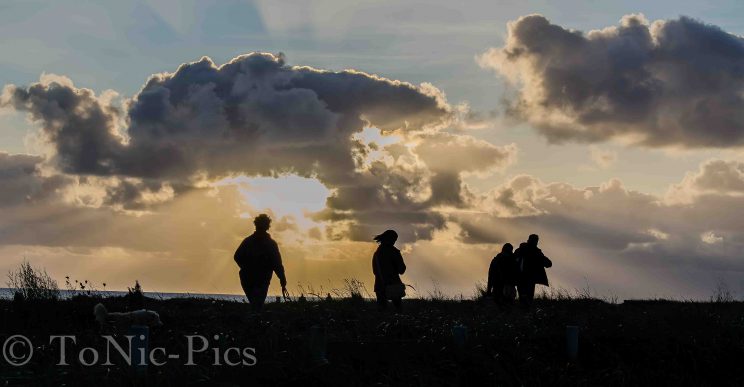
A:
94,303,163,330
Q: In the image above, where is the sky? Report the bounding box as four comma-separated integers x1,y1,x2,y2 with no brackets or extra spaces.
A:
2,0,744,299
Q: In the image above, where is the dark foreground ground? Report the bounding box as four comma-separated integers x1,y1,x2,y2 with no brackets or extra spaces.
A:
1,295,743,386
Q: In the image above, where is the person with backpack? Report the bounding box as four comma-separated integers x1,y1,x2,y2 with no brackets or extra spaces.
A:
514,234,552,307
372,229,407,312
486,243,518,304
234,214,287,312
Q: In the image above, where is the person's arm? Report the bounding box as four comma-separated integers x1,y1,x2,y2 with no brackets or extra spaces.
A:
395,249,406,275
540,250,552,268
543,255,552,268
372,251,379,276
271,241,287,288
234,238,248,267
486,259,496,295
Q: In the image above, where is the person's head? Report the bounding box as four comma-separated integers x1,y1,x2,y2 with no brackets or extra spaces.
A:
502,243,513,253
373,229,398,246
254,214,272,232
528,234,539,247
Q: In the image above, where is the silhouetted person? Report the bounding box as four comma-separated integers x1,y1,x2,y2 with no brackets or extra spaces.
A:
514,234,552,307
234,214,287,312
372,230,406,312
487,243,517,304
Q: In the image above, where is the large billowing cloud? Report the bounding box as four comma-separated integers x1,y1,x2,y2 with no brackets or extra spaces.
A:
2,53,450,180
1,52,517,243
479,14,744,148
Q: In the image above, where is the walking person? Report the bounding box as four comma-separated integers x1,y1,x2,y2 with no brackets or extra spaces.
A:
372,229,407,312
514,234,552,307
486,243,518,304
234,214,287,312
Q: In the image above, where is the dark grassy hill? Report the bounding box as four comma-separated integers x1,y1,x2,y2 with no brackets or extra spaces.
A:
1,296,743,386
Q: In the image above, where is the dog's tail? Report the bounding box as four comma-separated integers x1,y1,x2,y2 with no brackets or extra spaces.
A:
94,303,108,325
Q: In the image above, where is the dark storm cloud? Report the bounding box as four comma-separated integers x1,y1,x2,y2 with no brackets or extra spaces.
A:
480,14,744,148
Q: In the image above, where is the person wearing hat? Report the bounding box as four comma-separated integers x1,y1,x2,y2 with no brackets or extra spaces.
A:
372,229,407,311
234,214,287,312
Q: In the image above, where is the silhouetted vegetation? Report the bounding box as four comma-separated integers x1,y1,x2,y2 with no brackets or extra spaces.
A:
711,278,735,303
2,293,744,386
65,276,106,297
340,278,369,302
6,261,59,301
126,280,145,309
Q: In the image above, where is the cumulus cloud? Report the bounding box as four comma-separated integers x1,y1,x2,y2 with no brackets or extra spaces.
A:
2,53,450,182
473,176,662,249
455,163,744,280
0,152,70,207
414,132,517,207
479,14,744,148
2,79,125,175
415,132,516,175
701,231,723,244
2,52,519,243
668,159,744,203
312,156,449,242
681,159,744,194
100,178,177,211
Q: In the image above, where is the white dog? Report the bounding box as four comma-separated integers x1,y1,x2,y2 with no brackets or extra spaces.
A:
94,303,163,330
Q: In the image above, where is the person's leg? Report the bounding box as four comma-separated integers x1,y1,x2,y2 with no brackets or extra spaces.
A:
239,270,259,310
248,293,262,312
251,280,271,312
240,271,264,312
239,270,250,297
498,285,505,304
517,282,530,307
375,291,387,310
503,285,516,304
494,281,505,305
519,282,536,307
391,297,402,312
